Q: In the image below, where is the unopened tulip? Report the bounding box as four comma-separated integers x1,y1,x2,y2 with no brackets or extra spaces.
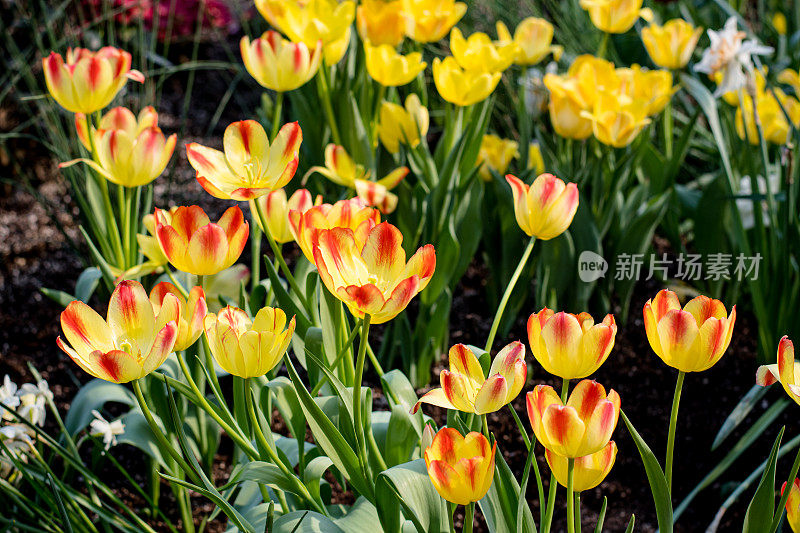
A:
477,134,518,182
496,18,562,66
412,342,526,415
528,141,545,175
289,198,381,262
781,478,800,533
757,337,800,406
543,74,593,140
150,283,207,352
432,57,501,107
280,0,355,64
581,91,652,148
506,173,579,240
154,205,249,276
528,308,617,379
424,427,496,505
357,0,405,47
204,306,295,378
240,31,322,92
643,289,736,373
251,188,320,243
450,28,516,73
641,19,703,70
187,120,301,201
403,0,466,43
527,379,620,458
61,106,176,188
736,91,800,146
545,441,617,491
579,0,652,34
364,42,426,87
43,47,144,114
57,280,178,383
378,94,430,153
312,222,435,323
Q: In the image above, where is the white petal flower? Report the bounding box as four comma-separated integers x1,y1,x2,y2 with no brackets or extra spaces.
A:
0,376,20,421
89,410,125,451
17,381,52,427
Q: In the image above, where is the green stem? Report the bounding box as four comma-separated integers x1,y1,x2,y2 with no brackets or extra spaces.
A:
353,315,372,483
484,237,536,352
87,113,125,268
663,99,673,159
165,269,189,298
567,459,575,533
448,502,456,533
271,91,284,140
463,502,475,533
250,219,262,293
597,32,610,59
316,61,342,145
482,414,490,440
197,275,224,399
561,377,570,403
665,371,685,494
544,378,572,533
574,492,581,533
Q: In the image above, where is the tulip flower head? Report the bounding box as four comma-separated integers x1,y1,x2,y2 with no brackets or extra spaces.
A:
643,289,736,373
187,120,302,201
204,306,295,378
424,427,496,505
736,90,800,146
545,441,617,491
641,19,703,70
280,0,355,64
312,222,435,324
580,90,652,148
432,57,501,107
621,66,676,116
61,106,176,188
43,47,144,114
528,141,545,175
412,342,526,415
528,308,617,380
496,18,562,66
506,173,579,240
527,379,620,458
543,74,594,140
289,198,381,262
364,42,426,87
57,280,178,383
357,0,406,47
779,68,800,97
154,205,249,276
579,0,652,34
781,478,800,533
449,28,516,73
240,31,322,92
403,0,466,43
757,337,800,406
150,282,207,352
378,94,430,154
251,188,321,243
477,134,519,182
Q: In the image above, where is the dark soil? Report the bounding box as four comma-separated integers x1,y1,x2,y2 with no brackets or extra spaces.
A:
2,29,795,533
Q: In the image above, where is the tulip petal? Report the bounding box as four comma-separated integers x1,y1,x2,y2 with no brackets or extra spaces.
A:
411,387,457,414
187,224,229,276
542,404,586,457
473,373,509,414
107,280,156,353
60,300,115,357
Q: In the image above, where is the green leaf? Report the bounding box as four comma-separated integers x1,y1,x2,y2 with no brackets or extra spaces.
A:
304,456,334,504
73,267,102,303
64,379,135,436
220,461,297,494
620,411,673,533
480,450,535,533
743,427,784,533
272,497,381,533
375,459,450,533
40,287,77,308
713,385,771,451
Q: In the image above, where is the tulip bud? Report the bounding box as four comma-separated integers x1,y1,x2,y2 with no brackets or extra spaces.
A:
364,42,426,87
251,188,320,243
432,57,501,107
545,441,617,492
377,95,429,154
403,0,466,43
506,173,579,240
641,19,703,70
424,427,495,505
477,134,519,182
420,423,436,450
150,283,207,352
240,31,321,92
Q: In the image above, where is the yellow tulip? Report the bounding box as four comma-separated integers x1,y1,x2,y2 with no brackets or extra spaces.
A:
736,90,800,146
496,18,562,66
543,74,594,140
403,0,466,43
364,42,426,87
204,306,295,378
545,441,617,492
251,188,321,243
579,0,653,34
240,31,322,92
378,94,429,153
641,19,703,70
432,57,501,107
581,91,651,148
779,68,800,97
715,68,767,107
476,134,518,182
757,337,800,407
506,173,579,240
569,55,621,107
773,13,788,36
280,0,355,64
626,66,675,115
357,0,406,47
449,28,516,73
254,0,293,30
424,428,495,505
528,141,545,175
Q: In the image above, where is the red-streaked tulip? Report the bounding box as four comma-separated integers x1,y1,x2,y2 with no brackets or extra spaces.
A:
424,427,496,505
186,120,302,201
149,282,207,352
43,47,144,114
312,222,435,324
56,280,178,383
62,106,176,188
240,31,322,92
506,173,579,240
545,441,617,492
251,188,321,243
412,342,526,415
288,198,381,263
756,337,800,406
526,379,620,458
643,289,736,373
781,478,800,533
154,205,249,276
527,308,617,379
204,305,295,378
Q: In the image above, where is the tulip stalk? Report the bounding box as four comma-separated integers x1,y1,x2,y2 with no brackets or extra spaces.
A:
566,458,575,533
316,61,342,145
463,502,475,533
484,236,536,352
271,92,284,140
353,314,372,483
665,370,685,493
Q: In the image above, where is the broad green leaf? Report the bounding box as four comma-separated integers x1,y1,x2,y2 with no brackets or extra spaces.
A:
480,449,535,533
375,459,449,533
743,427,784,533
64,379,135,436
220,461,297,494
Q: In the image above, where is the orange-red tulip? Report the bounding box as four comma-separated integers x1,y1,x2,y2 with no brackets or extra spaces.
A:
506,173,579,240
149,282,207,352
424,427,496,505
782,478,800,533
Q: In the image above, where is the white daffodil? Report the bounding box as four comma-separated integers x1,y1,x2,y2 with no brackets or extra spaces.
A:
17,381,52,427
89,410,125,451
0,376,20,421
695,17,773,97
0,425,33,478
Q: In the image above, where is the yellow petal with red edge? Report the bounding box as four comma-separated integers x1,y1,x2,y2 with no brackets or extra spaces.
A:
86,349,144,383
683,295,728,325
411,387,457,414
107,280,156,353
399,244,436,292
526,385,562,438
142,320,178,376
506,174,532,235
343,283,386,316
373,275,420,323
473,373,509,414
649,289,681,321
656,309,700,368
223,120,270,175
266,121,302,183
541,404,586,457
60,301,114,358
187,223,229,275
440,370,475,412
448,344,485,385
377,167,409,190
427,460,468,505
489,341,526,400
360,222,406,287
539,311,583,374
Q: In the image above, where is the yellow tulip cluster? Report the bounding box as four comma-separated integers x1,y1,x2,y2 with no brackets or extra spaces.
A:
544,55,674,147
